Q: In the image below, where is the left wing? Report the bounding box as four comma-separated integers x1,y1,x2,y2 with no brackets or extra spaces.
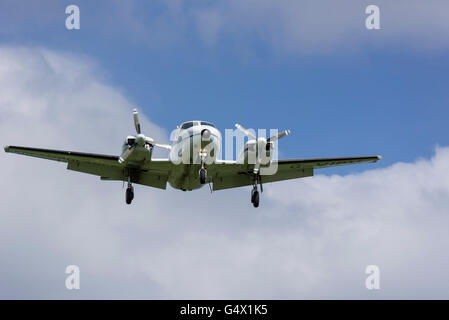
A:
275,155,382,169
4,145,173,189
210,155,381,191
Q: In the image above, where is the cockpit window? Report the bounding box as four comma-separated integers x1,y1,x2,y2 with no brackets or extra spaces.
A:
181,122,195,129
200,121,215,128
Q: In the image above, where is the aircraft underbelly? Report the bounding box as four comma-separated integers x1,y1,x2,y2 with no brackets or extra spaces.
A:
168,164,204,191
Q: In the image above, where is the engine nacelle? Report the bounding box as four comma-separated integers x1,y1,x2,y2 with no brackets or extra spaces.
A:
238,138,273,165
126,135,136,146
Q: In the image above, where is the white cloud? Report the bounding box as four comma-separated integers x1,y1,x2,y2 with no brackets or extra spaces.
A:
97,0,449,55
1,46,448,299
190,0,449,55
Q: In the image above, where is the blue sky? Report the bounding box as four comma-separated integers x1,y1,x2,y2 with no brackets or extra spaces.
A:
2,0,448,174
2,1,449,299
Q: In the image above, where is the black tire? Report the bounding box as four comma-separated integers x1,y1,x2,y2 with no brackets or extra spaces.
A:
126,187,134,205
252,190,259,208
199,168,207,184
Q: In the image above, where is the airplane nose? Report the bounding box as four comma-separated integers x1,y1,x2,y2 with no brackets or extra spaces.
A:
201,129,211,140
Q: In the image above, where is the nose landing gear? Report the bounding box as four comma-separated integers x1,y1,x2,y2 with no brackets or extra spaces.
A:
199,168,207,185
199,150,208,185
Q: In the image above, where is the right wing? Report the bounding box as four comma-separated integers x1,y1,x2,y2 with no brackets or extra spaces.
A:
210,155,381,191
4,145,174,189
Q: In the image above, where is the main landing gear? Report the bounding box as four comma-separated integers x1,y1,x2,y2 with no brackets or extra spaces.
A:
251,174,262,208
126,176,134,205
251,186,259,208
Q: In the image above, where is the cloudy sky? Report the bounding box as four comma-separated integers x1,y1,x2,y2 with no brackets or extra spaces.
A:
0,0,448,299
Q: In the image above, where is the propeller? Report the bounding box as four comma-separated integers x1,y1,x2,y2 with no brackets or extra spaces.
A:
266,129,290,151
235,124,290,142
133,109,141,134
235,123,291,174
235,123,256,140
119,109,171,163
267,130,290,142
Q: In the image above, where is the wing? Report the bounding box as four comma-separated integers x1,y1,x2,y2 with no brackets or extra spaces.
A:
275,155,382,169
210,155,381,191
4,145,174,189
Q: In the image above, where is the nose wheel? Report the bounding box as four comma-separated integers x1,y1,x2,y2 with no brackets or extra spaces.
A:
199,153,207,185
199,168,207,184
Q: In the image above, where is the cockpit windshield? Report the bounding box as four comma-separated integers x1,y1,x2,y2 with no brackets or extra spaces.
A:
200,121,215,128
180,121,215,129
181,121,195,129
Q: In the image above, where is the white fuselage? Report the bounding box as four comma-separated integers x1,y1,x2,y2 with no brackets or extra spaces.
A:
168,121,221,191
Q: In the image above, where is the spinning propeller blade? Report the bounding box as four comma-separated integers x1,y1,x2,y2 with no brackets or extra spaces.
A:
153,142,172,150
235,123,257,140
133,109,171,149
267,130,291,142
133,109,141,134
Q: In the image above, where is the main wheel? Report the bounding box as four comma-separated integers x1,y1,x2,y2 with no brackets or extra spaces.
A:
251,190,259,208
199,168,207,184
126,187,134,205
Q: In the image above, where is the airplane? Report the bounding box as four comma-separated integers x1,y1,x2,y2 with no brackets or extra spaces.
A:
4,109,381,207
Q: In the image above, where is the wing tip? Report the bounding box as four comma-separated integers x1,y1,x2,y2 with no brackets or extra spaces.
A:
377,155,382,160
4,145,11,152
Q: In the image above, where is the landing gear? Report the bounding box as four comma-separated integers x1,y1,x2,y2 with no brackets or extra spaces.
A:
250,173,261,208
251,187,259,208
199,152,207,184
125,175,134,205
199,168,207,184
126,186,134,204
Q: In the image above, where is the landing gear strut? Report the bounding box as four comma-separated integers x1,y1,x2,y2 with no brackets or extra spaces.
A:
126,176,134,205
199,152,207,184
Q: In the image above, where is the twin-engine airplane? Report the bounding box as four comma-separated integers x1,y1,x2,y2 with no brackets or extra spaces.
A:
4,109,381,207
